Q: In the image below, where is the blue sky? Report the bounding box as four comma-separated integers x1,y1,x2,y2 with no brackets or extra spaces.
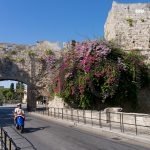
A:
0,0,149,45
0,0,112,44
0,0,149,88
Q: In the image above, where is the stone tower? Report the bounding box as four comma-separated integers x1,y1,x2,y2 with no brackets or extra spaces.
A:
104,1,150,63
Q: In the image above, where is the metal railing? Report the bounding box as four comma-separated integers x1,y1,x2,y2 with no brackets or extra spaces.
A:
34,107,150,137
0,127,20,150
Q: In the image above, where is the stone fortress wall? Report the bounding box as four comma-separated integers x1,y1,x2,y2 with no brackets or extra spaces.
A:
104,1,150,63
0,41,60,90
104,1,150,112
0,41,61,110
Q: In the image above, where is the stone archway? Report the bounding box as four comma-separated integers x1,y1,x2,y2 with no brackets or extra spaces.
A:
0,41,61,110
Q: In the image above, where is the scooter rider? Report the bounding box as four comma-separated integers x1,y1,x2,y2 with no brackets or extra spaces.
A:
14,103,25,116
14,103,25,125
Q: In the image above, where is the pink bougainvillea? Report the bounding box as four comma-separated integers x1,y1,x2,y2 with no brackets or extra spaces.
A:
45,39,149,110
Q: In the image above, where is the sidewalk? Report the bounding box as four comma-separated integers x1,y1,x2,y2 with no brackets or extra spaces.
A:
29,111,150,146
0,126,36,150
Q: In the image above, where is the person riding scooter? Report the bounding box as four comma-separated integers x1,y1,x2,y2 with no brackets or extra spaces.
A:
14,103,25,127
14,103,24,116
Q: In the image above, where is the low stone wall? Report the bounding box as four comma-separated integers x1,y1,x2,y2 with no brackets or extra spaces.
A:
48,96,69,108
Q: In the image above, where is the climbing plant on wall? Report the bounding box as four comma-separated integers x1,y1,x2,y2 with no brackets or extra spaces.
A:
46,39,149,110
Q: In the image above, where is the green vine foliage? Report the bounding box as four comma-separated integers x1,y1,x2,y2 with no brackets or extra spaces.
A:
45,49,54,55
49,84,54,98
17,58,25,63
28,50,36,57
47,40,150,111
141,18,145,22
8,50,17,55
126,18,134,27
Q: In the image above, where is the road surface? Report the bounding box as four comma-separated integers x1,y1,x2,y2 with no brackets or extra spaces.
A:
0,105,150,150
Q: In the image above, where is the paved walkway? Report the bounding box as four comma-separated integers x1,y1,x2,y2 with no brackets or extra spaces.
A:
1,104,149,149
1,126,36,150
29,111,150,146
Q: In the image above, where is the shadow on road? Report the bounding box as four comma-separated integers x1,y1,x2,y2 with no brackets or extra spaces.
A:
24,126,50,133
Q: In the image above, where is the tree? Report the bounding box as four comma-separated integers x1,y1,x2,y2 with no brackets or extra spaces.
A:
15,82,25,101
9,83,15,100
1,88,13,103
10,83,15,93
0,89,4,104
6,91,13,101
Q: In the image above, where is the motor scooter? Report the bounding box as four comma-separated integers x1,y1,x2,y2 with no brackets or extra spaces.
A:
15,115,25,133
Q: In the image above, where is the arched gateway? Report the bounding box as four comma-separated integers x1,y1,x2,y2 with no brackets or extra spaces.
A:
0,41,61,110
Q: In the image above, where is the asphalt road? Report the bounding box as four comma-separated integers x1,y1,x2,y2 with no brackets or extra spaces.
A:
0,105,150,150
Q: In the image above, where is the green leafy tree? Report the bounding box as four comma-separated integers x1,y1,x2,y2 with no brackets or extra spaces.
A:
6,91,13,101
9,83,15,100
0,88,13,103
0,89,5,104
15,82,24,101
10,83,15,93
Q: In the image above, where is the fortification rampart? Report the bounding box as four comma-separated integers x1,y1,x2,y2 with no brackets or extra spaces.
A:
0,41,61,110
105,1,150,63
104,1,150,112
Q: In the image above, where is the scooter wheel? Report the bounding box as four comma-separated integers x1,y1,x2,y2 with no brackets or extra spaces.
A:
20,126,24,133
16,125,19,130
